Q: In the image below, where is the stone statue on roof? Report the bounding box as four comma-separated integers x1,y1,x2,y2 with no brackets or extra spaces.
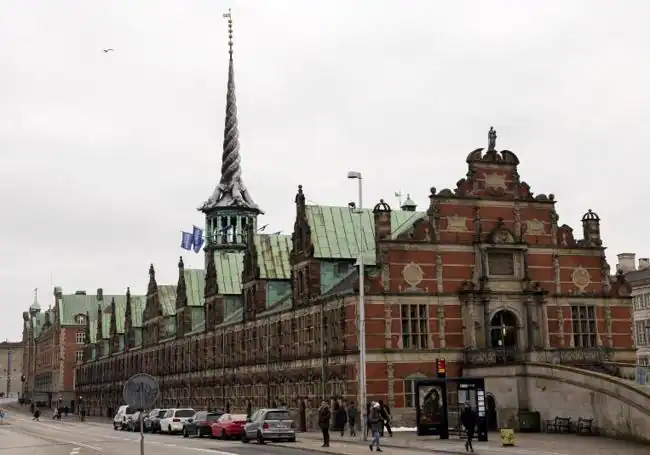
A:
488,127,497,151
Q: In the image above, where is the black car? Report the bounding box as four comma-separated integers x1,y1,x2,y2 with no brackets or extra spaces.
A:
145,409,167,433
183,411,223,438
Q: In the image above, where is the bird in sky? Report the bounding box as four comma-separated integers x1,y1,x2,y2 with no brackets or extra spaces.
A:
103,48,114,53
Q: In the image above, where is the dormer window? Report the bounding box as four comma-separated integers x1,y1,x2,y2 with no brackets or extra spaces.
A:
75,314,86,325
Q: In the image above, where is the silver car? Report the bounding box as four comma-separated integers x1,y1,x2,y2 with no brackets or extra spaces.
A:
241,408,296,444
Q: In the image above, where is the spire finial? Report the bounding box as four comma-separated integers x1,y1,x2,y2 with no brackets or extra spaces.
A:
199,8,262,214
223,8,234,58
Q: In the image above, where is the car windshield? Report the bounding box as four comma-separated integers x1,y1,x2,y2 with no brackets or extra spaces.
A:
230,414,246,421
125,407,136,415
174,409,195,418
149,410,159,417
206,413,221,421
157,410,167,418
266,411,290,420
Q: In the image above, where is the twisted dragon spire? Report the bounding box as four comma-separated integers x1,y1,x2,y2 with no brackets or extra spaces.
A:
201,9,260,212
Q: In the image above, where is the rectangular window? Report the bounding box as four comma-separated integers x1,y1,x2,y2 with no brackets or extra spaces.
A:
571,305,596,348
636,320,649,346
76,331,85,345
488,252,515,276
75,350,84,363
401,304,428,350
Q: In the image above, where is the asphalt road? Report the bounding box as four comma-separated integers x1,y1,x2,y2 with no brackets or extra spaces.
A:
4,414,321,455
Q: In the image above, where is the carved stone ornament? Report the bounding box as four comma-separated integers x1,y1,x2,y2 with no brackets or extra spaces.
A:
484,173,507,190
402,262,424,287
525,219,546,236
571,266,591,291
447,215,467,232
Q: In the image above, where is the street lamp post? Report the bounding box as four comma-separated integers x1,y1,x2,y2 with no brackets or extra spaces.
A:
347,170,367,441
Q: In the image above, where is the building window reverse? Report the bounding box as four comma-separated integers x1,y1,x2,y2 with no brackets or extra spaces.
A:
635,320,649,346
488,252,515,276
75,350,84,363
571,305,597,348
401,304,428,349
76,331,85,345
404,375,427,408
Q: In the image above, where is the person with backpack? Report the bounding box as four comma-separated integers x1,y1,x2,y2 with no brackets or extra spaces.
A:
460,402,477,452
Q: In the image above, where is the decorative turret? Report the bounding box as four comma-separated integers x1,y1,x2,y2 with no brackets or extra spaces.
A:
198,9,261,252
581,209,601,247
401,195,417,212
373,199,392,242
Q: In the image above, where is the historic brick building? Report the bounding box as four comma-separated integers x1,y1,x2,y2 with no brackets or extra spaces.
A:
74,18,635,427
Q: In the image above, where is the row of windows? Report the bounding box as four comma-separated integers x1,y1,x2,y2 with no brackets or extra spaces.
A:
399,304,599,350
634,293,650,311
634,319,650,346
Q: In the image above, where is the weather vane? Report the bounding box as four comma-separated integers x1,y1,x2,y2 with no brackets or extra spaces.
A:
223,8,233,56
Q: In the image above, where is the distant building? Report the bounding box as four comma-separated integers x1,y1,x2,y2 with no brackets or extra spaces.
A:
617,253,650,365
0,341,23,398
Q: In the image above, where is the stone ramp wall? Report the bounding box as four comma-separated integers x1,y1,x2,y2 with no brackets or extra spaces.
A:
468,362,650,444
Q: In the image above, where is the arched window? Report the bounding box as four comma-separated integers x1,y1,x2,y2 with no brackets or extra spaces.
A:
490,310,518,348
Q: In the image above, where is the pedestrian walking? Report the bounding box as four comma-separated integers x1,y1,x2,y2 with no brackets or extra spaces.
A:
318,400,331,448
335,400,347,437
460,402,477,452
33,408,40,421
378,400,392,437
347,401,357,437
368,401,382,452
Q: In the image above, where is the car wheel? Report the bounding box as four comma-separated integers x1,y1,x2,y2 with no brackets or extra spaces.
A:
113,423,119,431
257,430,265,445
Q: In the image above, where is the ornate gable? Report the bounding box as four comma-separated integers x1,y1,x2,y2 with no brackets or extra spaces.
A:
290,185,314,263
109,297,119,354
124,287,133,349
175,257,188,310
487,218,518,244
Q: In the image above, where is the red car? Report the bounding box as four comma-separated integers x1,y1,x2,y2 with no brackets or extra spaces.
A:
211,413,247,439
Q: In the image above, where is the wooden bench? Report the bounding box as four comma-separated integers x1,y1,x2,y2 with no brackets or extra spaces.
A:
546,416,572,433
575,417,594,435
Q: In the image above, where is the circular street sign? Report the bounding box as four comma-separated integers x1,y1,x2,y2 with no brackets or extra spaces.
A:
123,374,159,410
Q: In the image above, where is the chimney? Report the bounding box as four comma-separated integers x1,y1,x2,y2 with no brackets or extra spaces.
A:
53,286,63,299
617,253,636,273
74,290,87,295
639,258,650,271
97,288,103,301
372,199,392,241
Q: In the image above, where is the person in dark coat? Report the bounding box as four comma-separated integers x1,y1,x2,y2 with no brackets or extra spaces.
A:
347,401,357,436
365,401,372,437
368,402,382,452
318,400,331,447
378,400,392,437
460,403,477,452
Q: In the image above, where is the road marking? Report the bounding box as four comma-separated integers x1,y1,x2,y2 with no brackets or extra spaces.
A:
70,449,80,455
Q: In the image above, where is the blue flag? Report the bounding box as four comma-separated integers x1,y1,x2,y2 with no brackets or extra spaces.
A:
192,226,204,253
180,232,193,250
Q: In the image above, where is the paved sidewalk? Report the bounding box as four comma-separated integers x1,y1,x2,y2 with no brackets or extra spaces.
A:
290,430,649,455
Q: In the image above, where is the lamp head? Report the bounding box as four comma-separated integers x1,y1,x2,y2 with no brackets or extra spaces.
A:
347,171,362,180
348,202,356,210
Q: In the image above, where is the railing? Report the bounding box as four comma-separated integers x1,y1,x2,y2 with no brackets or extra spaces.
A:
464,347,609,366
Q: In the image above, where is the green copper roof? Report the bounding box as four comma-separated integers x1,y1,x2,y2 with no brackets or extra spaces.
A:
255,234,291,280
184,269,205,307
157,285,177,316
214,251,243,295
88,319,98,343
305,205,424,265
130,295,146,328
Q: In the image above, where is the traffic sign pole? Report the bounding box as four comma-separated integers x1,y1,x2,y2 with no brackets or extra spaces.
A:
122,373,159,455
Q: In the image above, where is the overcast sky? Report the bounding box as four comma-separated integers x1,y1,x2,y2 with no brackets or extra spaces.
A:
1,0,648,341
